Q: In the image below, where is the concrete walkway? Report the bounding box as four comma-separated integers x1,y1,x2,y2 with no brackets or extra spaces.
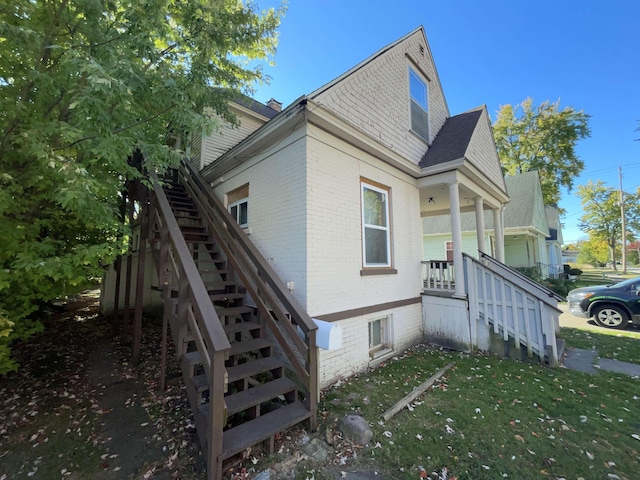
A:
562,347,640,377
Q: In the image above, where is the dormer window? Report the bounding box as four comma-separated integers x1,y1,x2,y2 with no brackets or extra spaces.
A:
409,68,429,142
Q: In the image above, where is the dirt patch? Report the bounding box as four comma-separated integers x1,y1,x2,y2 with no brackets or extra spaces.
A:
0,292,386,480
0,291,205,479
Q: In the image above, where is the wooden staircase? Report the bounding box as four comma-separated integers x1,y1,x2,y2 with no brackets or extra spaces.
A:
145,163,318,479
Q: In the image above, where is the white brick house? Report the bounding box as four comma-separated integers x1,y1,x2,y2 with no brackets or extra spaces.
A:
192,26,528,387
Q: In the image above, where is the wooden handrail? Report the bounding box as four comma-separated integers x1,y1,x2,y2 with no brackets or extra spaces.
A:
149,170,231,363
180,160,318,336
173,160,317,423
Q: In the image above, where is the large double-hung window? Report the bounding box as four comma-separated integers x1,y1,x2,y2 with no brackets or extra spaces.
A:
409,68,429,142
361,180,391,268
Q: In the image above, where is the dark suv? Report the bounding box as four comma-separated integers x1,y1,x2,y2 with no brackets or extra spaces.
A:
568,276,640,329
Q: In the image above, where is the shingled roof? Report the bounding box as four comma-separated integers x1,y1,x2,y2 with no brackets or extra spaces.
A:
419,109,482,168
234,94,280,119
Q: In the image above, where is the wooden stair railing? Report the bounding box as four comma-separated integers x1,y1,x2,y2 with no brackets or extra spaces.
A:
146,162,318,480
464,252,562,366
175,160,318,420
147,170,230,480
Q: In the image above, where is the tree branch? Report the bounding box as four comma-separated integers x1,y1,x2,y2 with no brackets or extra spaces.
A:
53,104,176,151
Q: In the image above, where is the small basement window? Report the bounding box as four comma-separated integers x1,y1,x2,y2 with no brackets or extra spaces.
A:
369,315,393,358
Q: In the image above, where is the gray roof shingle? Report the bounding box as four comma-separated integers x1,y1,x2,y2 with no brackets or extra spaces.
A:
419,109,482,168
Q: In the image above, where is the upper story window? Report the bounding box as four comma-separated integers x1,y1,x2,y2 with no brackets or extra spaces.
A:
226,183,249,228
409,68,429,142
361,180,391,268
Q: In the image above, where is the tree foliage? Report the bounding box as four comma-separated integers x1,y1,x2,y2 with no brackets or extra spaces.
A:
576,237,610,268
0,0,284,373
493,98,591,206
577,180,640,269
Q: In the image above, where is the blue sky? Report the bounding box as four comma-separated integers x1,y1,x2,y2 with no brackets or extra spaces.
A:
252,0,640,245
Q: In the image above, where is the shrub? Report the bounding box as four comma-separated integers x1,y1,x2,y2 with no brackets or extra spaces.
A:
514,266,543,282
544,278,575,299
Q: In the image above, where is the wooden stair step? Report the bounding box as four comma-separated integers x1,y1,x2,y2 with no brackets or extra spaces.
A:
220,401,311,460
173,212,201,220
204,280,237,291
166,196,191,205
225,377,297,416
210,292,245,302
186,374,210,407
230,338,272,357
217,306,253,317
224,320,261,336
181,350,204,378
171,205,199,213
165,191,189,199
184,239,216,248
227,356,284,384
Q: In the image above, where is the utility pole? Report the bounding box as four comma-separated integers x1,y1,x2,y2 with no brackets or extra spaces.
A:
619,166,627,274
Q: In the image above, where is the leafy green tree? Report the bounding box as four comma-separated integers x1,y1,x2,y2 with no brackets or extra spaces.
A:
577,180,640,270
0,0,283,373
493,98,591,206
576,237,609,268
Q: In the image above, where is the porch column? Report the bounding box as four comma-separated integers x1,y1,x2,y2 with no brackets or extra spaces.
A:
474,197,486,255
449,182,465,297
493,205,505,263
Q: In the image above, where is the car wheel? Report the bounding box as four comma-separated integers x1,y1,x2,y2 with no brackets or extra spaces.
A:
593,305,629,329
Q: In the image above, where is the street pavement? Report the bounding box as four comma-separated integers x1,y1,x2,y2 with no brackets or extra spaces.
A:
559,304,640,377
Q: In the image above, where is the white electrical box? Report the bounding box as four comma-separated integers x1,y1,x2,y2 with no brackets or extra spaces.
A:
312,318,342,350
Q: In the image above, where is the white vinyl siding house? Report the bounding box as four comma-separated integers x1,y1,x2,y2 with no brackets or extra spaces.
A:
192,27,511,386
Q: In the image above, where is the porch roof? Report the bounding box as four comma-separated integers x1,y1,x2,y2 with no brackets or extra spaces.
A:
419,109,481,169
423,171,551,236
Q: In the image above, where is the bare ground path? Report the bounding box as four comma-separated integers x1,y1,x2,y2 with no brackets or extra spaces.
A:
0,290,206,479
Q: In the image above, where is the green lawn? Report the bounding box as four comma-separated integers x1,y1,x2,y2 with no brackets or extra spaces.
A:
560,326,640,364
289,346,640,480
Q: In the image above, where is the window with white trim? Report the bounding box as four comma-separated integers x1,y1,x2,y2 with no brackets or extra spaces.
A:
369,315,392,358
226,184,249,228
361,180,391,267
409,68,429,142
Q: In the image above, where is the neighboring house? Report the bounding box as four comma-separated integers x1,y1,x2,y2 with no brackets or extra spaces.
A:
423,171,561,278
545,205,564,278
562,249,580,264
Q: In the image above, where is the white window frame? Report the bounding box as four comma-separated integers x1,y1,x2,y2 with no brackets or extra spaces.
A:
368,315,393,358
361,180,391,268
226,184,249,229
228,198,248,228
409,67,429,142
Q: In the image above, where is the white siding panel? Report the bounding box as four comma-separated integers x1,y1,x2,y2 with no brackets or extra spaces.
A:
464,110,506,192
317,303,422,389
312,30,448,166
200,114,265,169
305,127,423,317
210,127,310,307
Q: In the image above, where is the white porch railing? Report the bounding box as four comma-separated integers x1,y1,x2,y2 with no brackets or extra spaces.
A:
464,252,562,366
422,260,455,291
